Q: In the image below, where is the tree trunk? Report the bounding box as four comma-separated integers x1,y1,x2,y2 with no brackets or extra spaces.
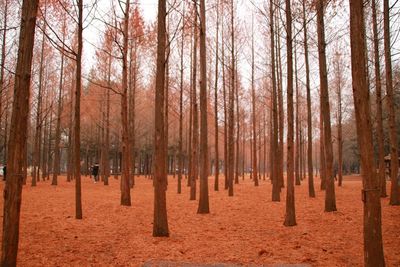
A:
334,51,343,187
153,0,169,237
276,14,284,190
251,17,258,187
383,0,399,206
302,0,315,196
283,0,296,227
187,31,193,188
103,46,112,186
74,0,83,219
178,1,185,194
227,0,235,197
303,1,315,191
52,35,65,186
120,0,132,206
0,0,8,161
213,0,220,192
316,0,336,212
190,4,199,201
32,14,47,186
371,0,386,198
319,112,326,190
222,15,228,190
1,0,39,264
197,0,209,214
270,0,280,202
349,2,386,265
235,60,240,185
295,41,301,186
129,36,138,187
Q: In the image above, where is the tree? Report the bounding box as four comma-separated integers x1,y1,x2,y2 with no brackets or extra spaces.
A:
283,0,296,227
227,0,235,197
190,2,199,201
270,0,280,202
1,0,39,264
197,0,210,214
32,2,48,186
333,50,344,187
178,0,185,194
294,38,301,187
349,1,386,265
153,0,169,237
316,0,336,212
383,0,399,206
0,0,9,160
74,0,83,219
213,0,220,192
120,0,132,206
52,16,67,186
371,0,386,197
251,15,258,187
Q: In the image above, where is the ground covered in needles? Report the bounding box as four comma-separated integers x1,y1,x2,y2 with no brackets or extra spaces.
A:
0,175,399,266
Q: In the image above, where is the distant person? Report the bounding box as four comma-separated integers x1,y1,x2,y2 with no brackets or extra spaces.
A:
2,165,6,181
92,164,99,183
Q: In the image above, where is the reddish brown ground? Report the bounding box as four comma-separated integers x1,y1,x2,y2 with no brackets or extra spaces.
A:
0,175,399,267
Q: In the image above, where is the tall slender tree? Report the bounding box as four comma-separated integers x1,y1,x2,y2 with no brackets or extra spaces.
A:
334,51,343,187
349,2,386,265
284,0,296,227
178,0,185,194
1,0,39,264
190,2,199,201
227,0,235,197
383,0,399,206
251,14,258,187
316,0,336,212
371,0,386,197
197,0,210,214
52,17,66,186
74,0,83,219
120,0,132,206
0,0,8,160
270,0,280,202
153,0,169,237
213,0,220,192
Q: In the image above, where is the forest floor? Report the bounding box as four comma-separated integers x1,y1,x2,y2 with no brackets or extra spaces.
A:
0,174,399,267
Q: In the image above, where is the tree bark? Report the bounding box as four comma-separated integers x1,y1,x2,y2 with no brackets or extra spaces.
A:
334,51,343,187
227,0,235,197
153,0,169,237
270,0,280,202
52,34,65,186
120,0,132,206
1,0,39,264
316,0,336,212
190,3,199,201
197,0,210,214
213,0,220,192
349,2,386,265
74,0,83,219
0,0,8,162
283,0,296,227
294,40,300,186
383,0,399,206
371,0,386,198
251,16,258,187
32,10,47,186
178,1,185,194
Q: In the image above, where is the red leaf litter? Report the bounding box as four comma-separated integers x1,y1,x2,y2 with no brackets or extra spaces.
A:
0,175,399,266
